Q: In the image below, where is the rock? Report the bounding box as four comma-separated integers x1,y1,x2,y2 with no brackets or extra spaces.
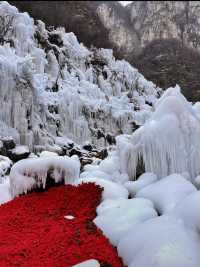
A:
0,155,12,179
7,145,30,162
99,148,108,160
106,134,116,145
97,129,105,139
80,157,93,170
0,140,6,156
1,137,16,150
69,148,83,157
82,143,93,151
136,157,145,179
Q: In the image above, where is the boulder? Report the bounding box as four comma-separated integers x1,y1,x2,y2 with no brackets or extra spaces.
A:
7,145,30,162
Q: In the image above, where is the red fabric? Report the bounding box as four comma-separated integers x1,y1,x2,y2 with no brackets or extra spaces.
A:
0,183,125,267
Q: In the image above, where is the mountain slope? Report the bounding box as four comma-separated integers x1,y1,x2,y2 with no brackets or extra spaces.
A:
9,1,200,102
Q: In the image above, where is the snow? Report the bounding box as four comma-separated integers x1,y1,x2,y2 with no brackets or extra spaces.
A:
11,145,29,155
94,197,157,246
75,178,128,200
118,215,200,267
39,151,58,157
169,191,200,233
10,156,80,197
0,155,12,180
0,178,12,205
80,170,112,181
72,259,100,267
124,172,158,196
136,174,196,214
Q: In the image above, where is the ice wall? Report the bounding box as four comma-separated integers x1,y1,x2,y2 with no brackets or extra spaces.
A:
0,1,161,150
117,86,200,180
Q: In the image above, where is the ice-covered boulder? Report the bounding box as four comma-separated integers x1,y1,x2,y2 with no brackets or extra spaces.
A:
136,174,196,214
0,155,12,180
118,215,200,267
7,145,30,162
10,156,80,197
94,197,157,246
169,191,200,233
124,172,158,197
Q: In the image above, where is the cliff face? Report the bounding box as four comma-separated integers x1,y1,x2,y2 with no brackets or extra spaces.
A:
9,1,113,50
127,1,200,102
128,1,200,50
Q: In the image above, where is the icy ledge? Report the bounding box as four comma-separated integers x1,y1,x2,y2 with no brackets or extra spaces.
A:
10,156,80,197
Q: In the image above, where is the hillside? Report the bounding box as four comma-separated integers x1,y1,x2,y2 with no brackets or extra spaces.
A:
10,1,200,101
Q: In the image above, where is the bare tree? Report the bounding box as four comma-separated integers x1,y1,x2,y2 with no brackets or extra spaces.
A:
0,14,14,45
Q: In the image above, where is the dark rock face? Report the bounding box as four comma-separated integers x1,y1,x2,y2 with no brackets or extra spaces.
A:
133,38,200,102
9,1,113,50
82,144,93,152
1,137,16,151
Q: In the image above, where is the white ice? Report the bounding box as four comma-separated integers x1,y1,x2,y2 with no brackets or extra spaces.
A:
10,156,80,197
136,174,196,214
94,197,157,246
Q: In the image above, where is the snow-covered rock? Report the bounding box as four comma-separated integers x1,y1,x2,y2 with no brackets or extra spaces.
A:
0,155,12,181
124,172,158,197
75,177,128,200
10,156,80,197
136,174,196,214
118,215,200,267
7,145,30,162
94,197,157,246
169,191,200,233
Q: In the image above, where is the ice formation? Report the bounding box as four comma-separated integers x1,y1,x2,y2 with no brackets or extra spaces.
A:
0,1,160,150
136,174,196,214
124,172,158,197
169,191,200,232
118,215,200,267
94,197,157,246
117,86,200,180
10,156,80,197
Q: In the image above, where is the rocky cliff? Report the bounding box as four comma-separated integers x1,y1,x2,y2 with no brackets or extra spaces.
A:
128,1,200,50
